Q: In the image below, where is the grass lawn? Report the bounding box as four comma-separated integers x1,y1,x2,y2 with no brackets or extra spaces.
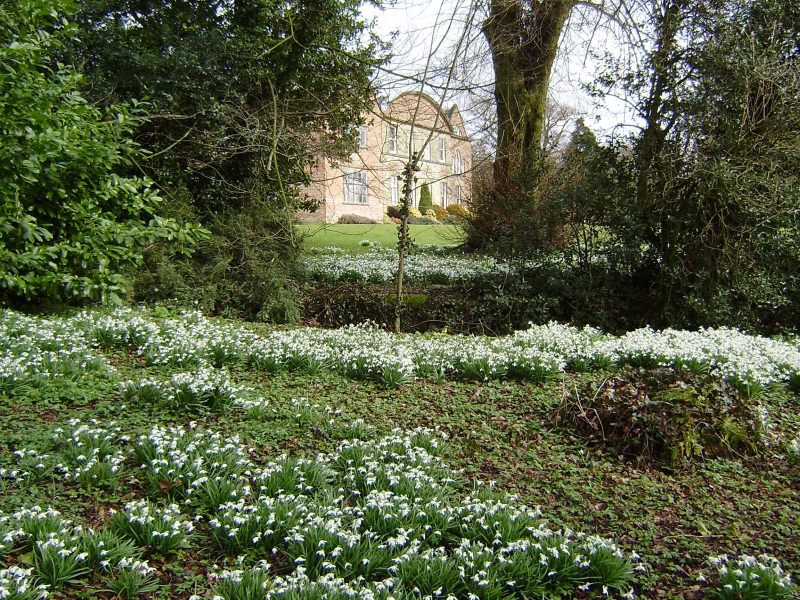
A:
297,223,465,252
1,308,798,599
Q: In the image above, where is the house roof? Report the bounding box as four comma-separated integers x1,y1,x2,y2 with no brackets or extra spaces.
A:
383,91,468,139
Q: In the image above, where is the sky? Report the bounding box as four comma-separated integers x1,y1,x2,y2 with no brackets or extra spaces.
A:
361,0,638,144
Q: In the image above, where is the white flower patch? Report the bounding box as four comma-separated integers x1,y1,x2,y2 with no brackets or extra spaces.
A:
109,500,194,554
52,419,128,488
0,514,25,557
115,556,157,576
35,533,87,567
211,565,401,600
208,494,310,554
707,553,794,598
195,425,640,598
163,367,250,411
0,565,49,599
8,506,72,545
7,308,798,394
508,322,610,370
2,448,60,487
609,327,800,391
3,507,90,589
304,248,515,284
133,425,254,503
249,319,800,390
0,310,109,392
4,421,642,598
122,367,261,413
137,311,261,367
71,308,258,368
70,308,148,350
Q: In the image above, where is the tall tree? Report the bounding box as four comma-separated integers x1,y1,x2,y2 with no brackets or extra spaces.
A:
482,0,575,187
592,0,800,327
473,0,634,251
68,0,380,207
65,0,384,319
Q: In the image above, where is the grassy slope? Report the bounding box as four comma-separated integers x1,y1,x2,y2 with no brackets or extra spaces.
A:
298,223,464,252
1,343,798,598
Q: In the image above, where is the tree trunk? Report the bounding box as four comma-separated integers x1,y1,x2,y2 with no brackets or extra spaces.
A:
394,157,419,333
634,0,688,273
483,0,575,187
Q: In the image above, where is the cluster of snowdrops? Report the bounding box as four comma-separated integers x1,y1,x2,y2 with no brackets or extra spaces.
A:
302,247,515,284
1,419,794,600
2,307,799,397
0,308,797,598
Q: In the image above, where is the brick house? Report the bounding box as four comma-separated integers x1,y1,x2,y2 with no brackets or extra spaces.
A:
300,91,472,223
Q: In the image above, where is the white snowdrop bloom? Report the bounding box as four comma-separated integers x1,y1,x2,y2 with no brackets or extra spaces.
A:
0,566,49,600
788,436,800,460
53,303,789,392
304,247,514,285
708,553,794,595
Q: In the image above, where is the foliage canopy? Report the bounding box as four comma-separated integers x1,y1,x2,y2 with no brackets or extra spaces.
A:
63,0,383,319
475,0,800,331
0,0,206,305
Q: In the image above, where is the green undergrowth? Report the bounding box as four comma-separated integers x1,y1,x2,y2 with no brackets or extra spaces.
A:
1,326,798,599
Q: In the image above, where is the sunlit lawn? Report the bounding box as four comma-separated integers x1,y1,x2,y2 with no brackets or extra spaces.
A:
297,223,464,252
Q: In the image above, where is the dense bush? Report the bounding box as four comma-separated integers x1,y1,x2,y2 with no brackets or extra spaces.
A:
302,256,687,335
466,1,799,333
556,369,765,467
387,205,426,220
432,205,449,221
402,207,424,225
388,205,424,223
63,0,382,319
303,279,561,335
629,0,800,329
338,214,378,224
133,198,300,322
418,182,433,214
0,0,205,306
447,203,470,219
538,116,799,332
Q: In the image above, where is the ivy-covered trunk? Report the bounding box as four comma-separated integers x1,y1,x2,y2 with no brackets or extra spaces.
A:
394,157,420,333
483,0,574,188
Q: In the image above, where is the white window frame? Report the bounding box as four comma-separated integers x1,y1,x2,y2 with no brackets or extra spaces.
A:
390,175,399,205
439,181,448,206
456,185,462,204
344,170,368,204
358,126,368,149
453,151,463,175
388,125,397,154
453,125,462,136
424,140,431,161
438,138,446,162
